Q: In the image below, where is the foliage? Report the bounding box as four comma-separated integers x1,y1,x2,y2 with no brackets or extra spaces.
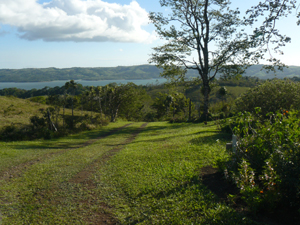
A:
235,79,300,116
29,96,47,104
149,0,264,118
152,92,194,121
98,83,147,122
245,0,297,67
224,109,300,212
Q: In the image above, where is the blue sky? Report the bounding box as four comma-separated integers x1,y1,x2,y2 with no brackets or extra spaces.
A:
0,0,299,69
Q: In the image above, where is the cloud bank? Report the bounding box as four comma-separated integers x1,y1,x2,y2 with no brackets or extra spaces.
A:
0,0,155,43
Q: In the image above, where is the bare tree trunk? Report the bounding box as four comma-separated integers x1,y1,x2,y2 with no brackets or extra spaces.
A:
98,98,102,125
55,107,59,128
189,98,192,121
90,100,93,123
202,80,211,121
173,101,175,118
71,97,74,128
111,104,119,122
63,105,65,128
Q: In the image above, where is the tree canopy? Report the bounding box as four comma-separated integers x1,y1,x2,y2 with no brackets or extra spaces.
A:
149,0,262,118
149,0,300,118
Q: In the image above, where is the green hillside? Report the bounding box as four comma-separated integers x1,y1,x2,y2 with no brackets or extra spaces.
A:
0,96,46,127
0,64,300,82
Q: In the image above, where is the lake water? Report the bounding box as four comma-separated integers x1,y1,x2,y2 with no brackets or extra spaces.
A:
0,78,167,90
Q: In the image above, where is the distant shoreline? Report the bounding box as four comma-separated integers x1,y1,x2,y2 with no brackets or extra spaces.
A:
0,64,299,83
0,78,162,83
0,78,167,91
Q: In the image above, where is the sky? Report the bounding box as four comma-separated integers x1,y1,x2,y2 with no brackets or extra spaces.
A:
0,0,299,69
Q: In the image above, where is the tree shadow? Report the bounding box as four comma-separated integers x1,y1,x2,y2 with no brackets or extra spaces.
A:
125,167,254,225
10,123,139,150
190,132,231,145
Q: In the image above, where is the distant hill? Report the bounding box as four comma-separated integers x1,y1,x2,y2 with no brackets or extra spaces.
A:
0,64,299,82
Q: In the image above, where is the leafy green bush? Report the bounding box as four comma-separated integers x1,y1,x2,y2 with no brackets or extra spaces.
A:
29,96,47,104
235,79,300,116
224,109,300,212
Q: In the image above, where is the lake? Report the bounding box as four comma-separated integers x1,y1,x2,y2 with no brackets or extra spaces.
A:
0,79,167,90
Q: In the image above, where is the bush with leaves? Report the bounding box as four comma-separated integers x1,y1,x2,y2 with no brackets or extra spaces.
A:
235,79,300,116
152,92,194,121
224,108,300,212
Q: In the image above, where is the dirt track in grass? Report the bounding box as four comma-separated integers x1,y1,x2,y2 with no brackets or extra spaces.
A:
69,123,148,225
0,123,133,182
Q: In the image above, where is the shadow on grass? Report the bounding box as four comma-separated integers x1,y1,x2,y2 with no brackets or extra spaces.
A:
10,123,140,150
190,132,232,145
126,123,226,146
126,172,254,225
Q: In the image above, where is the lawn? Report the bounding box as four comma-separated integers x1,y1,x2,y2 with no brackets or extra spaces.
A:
0,121,260,224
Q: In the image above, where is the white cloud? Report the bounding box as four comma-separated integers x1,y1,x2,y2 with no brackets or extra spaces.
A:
0,0,156,43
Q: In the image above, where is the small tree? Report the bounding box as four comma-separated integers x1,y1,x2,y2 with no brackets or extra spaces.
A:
89,86,95,121
47,94,61,128
149,0,261,120
65,80,77,128
95,86,103,116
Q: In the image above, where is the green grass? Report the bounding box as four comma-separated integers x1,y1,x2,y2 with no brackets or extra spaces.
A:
0,122,139,224
0,96,45,126
226,86,250,98
0,96,100,129
0,121,261,224
93,122,257,224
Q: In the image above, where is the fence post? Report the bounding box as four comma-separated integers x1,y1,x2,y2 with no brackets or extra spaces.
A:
232,134,237,154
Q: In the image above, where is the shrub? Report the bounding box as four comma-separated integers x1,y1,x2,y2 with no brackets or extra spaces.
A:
235,79,300,116
29,96,47,104
224,109,300,212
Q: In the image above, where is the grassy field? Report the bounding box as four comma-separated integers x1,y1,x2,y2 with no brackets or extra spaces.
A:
0,96,46,127
0,119,266,224
0,96,100,130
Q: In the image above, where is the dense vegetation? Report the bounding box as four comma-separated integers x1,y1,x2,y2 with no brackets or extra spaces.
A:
0,64,299,82
219,79,300,218
1,77,300,223
0,76,259,126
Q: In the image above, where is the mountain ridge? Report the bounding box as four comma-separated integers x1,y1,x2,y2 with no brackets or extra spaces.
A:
0,64,299,82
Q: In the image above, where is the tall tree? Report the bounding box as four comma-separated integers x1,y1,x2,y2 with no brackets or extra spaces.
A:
149,0,262,120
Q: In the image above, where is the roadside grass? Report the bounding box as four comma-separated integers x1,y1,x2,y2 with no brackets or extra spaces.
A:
0,122,139,224
95,122,259,224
